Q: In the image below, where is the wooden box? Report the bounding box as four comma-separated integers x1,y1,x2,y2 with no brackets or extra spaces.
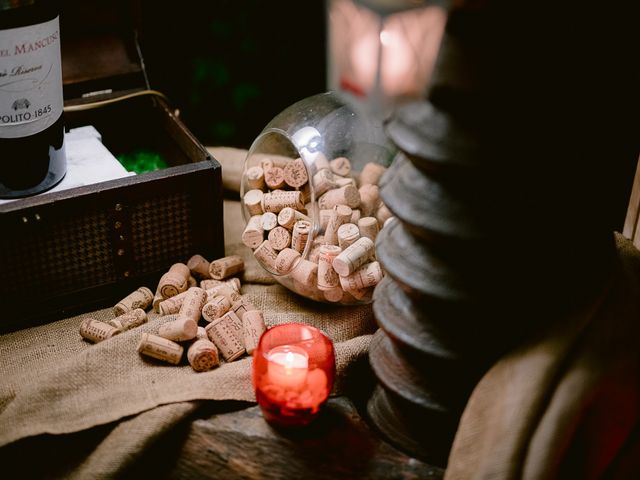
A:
0,1,224,331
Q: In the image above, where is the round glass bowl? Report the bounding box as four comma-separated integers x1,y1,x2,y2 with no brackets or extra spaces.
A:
252,323,335,427
240,92,395,304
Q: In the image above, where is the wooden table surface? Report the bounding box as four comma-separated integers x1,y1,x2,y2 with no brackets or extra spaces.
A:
166,396,444,480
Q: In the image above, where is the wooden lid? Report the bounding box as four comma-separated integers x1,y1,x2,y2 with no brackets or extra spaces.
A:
60,0,146,98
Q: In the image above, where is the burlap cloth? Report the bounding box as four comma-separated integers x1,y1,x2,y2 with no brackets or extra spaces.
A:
0,147,376,477
445,233,640,479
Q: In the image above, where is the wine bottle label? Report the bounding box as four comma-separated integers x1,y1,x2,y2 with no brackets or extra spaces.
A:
0,16,63,139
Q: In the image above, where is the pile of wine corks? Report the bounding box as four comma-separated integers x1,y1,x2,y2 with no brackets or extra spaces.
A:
242,155,394,303
79,254,267,372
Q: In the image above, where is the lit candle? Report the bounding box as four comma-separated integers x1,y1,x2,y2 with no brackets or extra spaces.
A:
253,324,335,427
266,345,309,390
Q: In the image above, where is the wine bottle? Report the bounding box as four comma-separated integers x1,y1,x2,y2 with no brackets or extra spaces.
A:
0,0,66,199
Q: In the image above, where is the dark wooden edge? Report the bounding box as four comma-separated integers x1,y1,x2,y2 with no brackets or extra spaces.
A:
623,154,640,248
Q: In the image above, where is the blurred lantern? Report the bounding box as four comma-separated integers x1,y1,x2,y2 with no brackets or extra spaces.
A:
328,0,486,467
327,0,449,117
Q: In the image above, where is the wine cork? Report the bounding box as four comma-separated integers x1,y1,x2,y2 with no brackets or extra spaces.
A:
158,316,198,342
334,175,357,188
260,212,278,231
231,297,257,322
318,185,360,210
205,311,245,361
351,209,362,225
161,282,236,315
261,158,274,172
107,308,148,331
268,226,291,251
359,184,381,217
206,284,243,304
137,333,183,365
275,248,301,274
323,287,344,303
158,289,189,315
80,318,120,343
152,286,163,313
339,261,383,291
187,338,220,372
291,220,311,253
344,285,373,301
242,310,266,355
196,326,208,340
211,277,241,292
330,157,351,176
230,277,242,291
339,290,359,304
277,207,310,230
358,216,380,243
202,294,232,322
337,223,361,250
177,287,207,323
376,203,393,227
254,240,279,271
299,183,312,204
264,166,286,189
209,255,244,280
290,258,317,286
244,189,265,216
283,157,308,188
188,276,198,289
312,234,325,247
187,254,211,279
246,165,265,190
158,263,190,299
319,209,333,231
332,237,375,277
312,168,337,197
113,286,153,316
313,154,331,172
313,234,324,247
359,162,387,186
242,215,265,249
262,191,304,213
308,242,323,264
317,245,342,290
324,204,352,245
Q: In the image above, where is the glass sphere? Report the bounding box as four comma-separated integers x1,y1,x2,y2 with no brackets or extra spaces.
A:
241,91,395,304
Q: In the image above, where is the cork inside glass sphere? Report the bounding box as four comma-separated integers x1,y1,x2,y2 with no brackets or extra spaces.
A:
241,92,395,304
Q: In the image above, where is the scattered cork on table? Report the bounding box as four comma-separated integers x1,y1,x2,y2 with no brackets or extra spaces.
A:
78,253,268,372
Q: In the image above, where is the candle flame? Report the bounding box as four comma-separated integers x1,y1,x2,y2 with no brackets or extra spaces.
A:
284,351,295,376
285,351,295,366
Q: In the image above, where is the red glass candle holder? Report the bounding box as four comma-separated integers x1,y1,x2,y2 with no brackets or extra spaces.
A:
252,323,335,428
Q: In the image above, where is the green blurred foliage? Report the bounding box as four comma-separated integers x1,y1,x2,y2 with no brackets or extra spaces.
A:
139,0,326,148
117,149,168,174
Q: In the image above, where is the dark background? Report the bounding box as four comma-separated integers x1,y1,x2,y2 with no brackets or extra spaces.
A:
58,0,638,231
60,0,327,149
138,0,327,149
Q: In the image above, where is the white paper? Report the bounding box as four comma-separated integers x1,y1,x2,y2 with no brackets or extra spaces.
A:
0,125,133,205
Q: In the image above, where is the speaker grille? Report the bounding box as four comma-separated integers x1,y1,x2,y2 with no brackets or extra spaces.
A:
130,191,193,275
1,211,116,298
